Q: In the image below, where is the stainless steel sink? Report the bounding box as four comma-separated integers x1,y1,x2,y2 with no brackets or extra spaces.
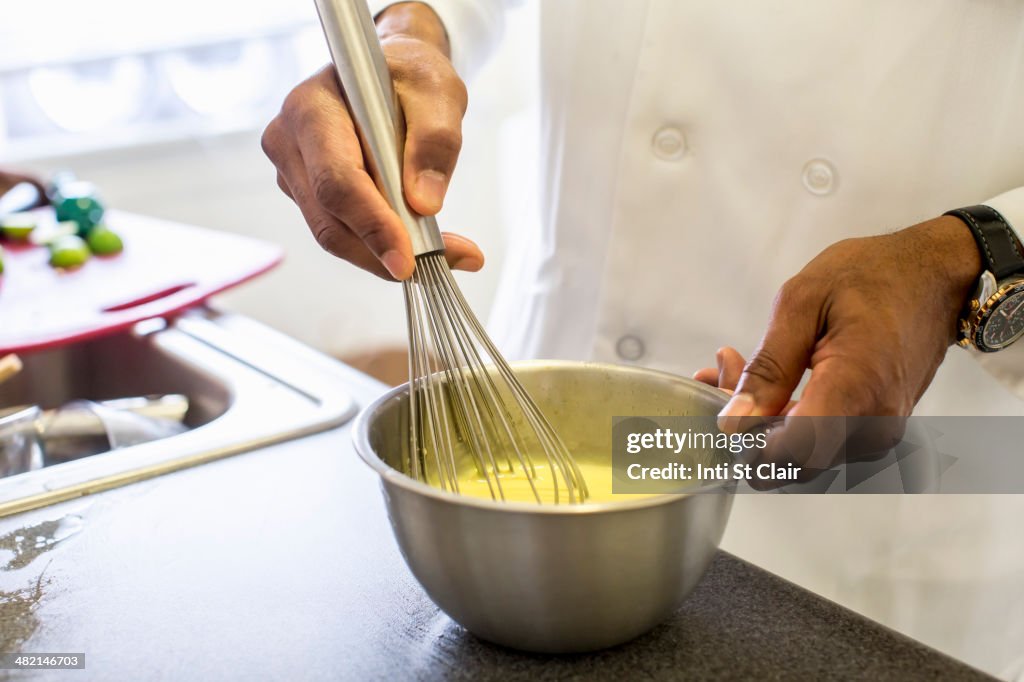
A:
0,307,357,516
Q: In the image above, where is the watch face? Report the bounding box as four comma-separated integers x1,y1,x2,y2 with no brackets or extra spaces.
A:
977,282,1024,351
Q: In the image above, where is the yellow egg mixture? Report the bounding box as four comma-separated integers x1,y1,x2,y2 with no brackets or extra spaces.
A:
449,461,658,504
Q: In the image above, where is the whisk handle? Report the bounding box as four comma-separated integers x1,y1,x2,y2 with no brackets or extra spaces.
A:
313,0,446,256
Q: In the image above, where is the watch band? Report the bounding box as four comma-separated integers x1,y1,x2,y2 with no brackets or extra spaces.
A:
944,205,1024,280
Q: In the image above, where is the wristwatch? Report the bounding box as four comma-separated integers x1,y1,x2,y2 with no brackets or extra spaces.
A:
944,205,1024,352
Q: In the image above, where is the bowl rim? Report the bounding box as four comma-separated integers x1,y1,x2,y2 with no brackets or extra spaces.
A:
350,359,735,515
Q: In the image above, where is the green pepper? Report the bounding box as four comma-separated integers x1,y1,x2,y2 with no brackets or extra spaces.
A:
54,196,104,235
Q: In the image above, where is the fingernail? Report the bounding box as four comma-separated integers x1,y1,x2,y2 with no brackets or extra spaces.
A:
382,250,409,280
717,392,755,432
414,171,447,214
451,255,483,271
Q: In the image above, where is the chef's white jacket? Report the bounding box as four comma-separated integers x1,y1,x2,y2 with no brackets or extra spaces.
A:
371,1,1024,677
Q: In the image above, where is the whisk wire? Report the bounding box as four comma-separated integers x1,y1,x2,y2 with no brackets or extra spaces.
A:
404,253,589,504
426,256,546,503
443,265,590,504
417,256,509,500
402,286,420,481
406,278,460,492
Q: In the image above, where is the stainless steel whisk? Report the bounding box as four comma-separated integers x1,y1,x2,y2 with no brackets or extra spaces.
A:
314,0,588,503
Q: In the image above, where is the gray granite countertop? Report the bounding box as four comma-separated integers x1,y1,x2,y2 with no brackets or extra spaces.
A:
0,360,993,681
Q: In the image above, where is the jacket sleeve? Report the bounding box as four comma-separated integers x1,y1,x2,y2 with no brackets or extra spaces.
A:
971,186,1024,399
368,0,512,78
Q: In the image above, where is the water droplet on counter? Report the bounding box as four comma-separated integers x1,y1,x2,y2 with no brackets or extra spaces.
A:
0,514,83,571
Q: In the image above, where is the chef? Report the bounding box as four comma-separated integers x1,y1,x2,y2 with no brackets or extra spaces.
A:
261,1,1024,676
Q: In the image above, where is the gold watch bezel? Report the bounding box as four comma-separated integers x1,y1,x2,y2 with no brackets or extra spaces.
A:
959,275,1024,352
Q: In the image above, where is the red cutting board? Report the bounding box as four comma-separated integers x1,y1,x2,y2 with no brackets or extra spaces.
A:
0,209,282,354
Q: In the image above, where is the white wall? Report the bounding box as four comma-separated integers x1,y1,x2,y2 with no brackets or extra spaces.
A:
15,4,539,358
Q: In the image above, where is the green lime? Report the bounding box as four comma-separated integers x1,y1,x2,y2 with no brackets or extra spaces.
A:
48,235,91,269
0,213,37,242
86,225,123,255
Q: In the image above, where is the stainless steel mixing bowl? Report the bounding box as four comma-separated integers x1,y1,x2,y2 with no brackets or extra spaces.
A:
352,361,734,653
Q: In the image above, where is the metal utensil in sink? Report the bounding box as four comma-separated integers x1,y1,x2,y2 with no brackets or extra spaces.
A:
0,395,189,467
0,407,43,477
41,396,189,463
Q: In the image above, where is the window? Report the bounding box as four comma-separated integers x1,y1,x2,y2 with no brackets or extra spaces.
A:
0,0,327,159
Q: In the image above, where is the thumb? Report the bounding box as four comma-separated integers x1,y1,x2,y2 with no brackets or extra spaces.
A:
441,232,485,272
718,281,820,432
400,90,464,216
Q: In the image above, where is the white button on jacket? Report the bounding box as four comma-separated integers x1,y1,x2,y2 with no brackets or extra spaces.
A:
371,1,1024,676
651,126,687,161
802,158,837,196
615,334,645,361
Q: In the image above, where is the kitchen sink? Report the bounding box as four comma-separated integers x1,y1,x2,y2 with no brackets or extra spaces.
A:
0,307,358,516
